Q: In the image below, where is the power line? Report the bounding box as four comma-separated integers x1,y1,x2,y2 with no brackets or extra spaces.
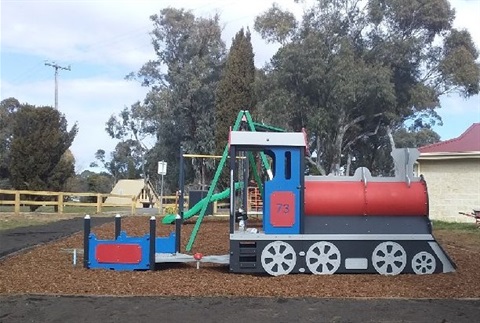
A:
44,61,71,110
8,61,46,85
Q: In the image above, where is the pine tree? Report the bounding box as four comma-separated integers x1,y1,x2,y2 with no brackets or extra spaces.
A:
215,28,256,154
9,105,77,191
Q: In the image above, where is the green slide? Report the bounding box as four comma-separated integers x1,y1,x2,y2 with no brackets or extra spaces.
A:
161,182,243,224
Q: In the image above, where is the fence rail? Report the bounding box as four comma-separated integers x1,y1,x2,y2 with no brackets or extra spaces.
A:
0,189,189,216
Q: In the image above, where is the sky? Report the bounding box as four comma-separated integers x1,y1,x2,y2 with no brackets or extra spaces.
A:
1,0,479,173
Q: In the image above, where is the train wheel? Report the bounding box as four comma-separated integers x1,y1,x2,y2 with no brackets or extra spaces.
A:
412,251,436,274
261,241,297,276
306,241,341,274
372,241,407,275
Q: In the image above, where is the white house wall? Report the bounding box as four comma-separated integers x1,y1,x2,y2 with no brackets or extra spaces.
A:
419,159,480,223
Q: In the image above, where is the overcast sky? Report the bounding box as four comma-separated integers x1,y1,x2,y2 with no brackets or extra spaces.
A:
1,0,479,173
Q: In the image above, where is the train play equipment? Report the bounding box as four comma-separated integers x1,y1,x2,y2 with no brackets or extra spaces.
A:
84,111,265,270
227,129,455,275
84,214,228,271
161,112,276,248
84,110,456,275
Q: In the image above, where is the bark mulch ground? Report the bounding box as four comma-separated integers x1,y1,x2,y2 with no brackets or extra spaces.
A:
1,216,480,323
0,216,479,299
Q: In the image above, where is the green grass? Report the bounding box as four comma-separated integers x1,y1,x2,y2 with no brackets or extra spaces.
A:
431,220,480,232
0,205,132,231
0,205,131,214
0,214,77,231
1,212,478,233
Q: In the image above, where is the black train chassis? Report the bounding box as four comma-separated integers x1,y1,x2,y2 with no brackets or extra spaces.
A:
229,233,455,276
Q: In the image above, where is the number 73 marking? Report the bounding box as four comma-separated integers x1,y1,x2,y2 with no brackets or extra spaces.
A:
277,203,290,214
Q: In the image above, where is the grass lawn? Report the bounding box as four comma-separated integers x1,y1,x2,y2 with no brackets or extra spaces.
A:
0,206,132,231
0,213,87,230
431,220,480,233
2,209,479,234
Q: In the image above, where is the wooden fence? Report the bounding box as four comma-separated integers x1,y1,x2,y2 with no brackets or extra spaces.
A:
0,187,263,216
0,189,188,216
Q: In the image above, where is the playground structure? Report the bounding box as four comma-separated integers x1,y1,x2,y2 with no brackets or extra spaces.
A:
84,214,228,271
84,110,456,275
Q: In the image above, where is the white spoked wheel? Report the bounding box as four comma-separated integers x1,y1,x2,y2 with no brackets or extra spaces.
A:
412,251,436,274
306,241,341,274
261,241,297,276
372,241,407,275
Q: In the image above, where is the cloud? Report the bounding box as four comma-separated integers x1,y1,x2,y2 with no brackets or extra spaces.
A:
62,77,150,171
452,0,480,46
1,0,157,68
1,0,479,172
2,76,149,172
1,0,303,68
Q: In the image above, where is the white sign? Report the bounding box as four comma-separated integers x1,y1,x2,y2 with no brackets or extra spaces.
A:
157,161,167,175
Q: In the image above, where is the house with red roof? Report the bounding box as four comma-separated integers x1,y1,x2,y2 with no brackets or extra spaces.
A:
417,123,480,222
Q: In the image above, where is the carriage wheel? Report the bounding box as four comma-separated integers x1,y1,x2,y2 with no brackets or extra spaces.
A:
261,241,297,276
372,241,407,275
306,241,341,274
412,251,436,274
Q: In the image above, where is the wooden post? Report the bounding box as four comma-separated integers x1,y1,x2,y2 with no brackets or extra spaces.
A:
131,197,136,215
14,191,20,215
96,193,102,213
58,192,64,214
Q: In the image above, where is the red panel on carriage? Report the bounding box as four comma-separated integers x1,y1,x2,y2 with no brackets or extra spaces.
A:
95,244,142,264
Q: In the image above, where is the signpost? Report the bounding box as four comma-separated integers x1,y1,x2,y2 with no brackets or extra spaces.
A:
157,161,167,215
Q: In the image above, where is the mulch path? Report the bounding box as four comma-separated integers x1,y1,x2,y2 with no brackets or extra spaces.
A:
0,216,479,298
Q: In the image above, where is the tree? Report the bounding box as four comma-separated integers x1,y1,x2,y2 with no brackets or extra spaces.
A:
99,101,157,182
91,140,144,183
65,170,114,202
215,28,256,155
126,8,226,191
65,170,114,203
255,0,479,175
0,98,21,187
214,28,256,189
8,105,78,209
253,2,297,45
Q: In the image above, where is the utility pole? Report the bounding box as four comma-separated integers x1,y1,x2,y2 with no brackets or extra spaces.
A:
44,61,71,109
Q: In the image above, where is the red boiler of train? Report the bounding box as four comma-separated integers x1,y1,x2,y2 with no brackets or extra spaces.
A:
304,179,428,217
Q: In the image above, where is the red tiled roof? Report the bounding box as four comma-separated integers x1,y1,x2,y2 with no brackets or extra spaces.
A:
419,123,480,153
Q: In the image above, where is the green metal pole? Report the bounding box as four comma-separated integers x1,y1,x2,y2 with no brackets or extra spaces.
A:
185,111,246,252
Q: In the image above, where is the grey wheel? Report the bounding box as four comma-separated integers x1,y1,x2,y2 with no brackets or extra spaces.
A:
306,241,341,274
261,241,297,276
412,251,436,274
372,241,406,275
